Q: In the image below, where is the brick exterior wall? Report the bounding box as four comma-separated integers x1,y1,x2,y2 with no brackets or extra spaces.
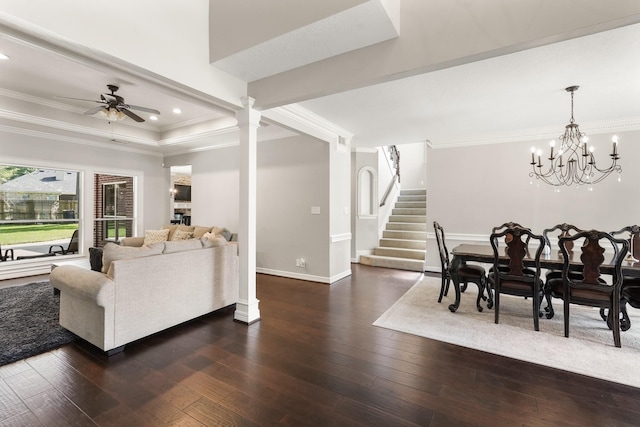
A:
94,174,134,247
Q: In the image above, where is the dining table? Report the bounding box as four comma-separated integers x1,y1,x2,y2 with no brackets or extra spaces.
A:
448,243,640,319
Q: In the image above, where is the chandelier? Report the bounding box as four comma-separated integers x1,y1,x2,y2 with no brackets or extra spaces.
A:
529,86,621,186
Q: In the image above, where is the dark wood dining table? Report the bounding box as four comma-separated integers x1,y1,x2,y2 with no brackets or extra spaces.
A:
448,243,640,313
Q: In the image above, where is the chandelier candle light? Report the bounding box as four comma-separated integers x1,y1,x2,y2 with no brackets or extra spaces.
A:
529,86,621,186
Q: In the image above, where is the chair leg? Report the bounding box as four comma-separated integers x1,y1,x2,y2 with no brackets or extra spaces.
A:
563,298,570,338
620,300,631,332
533,291,540,331
612,299,621,348
437,275,449,303
474,279,484,312
494,288,500,324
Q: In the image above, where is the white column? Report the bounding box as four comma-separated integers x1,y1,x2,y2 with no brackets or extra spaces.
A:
234,97,261,324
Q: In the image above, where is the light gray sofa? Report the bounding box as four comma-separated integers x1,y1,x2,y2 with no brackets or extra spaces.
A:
50,237,238,354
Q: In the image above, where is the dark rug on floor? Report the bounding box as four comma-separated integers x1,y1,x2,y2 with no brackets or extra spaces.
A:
0,281,76,367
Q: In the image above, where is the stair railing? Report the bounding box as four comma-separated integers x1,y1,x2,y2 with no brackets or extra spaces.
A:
379,145,400,207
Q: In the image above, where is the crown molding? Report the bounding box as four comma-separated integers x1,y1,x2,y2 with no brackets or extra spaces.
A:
428,117,640,149
0,123,162,156
262,103,354,144
0,109,159,146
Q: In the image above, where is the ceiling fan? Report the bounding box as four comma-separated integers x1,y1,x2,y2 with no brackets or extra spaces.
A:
56,84,161,122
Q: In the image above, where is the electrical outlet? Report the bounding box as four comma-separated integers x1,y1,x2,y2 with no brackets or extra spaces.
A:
296,258,306,268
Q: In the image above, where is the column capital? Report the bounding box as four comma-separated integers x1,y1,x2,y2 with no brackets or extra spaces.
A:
241,96,255,109
236,97,261,127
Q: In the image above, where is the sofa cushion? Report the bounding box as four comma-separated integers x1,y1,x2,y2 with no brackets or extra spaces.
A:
172,229,194,241
143,229,170,245
193,225,212,238
101,242,164,275
163,239,203,254
201,232,228,247
89,247,103,272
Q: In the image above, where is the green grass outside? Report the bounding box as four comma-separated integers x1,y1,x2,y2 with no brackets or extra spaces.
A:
0,223,78,245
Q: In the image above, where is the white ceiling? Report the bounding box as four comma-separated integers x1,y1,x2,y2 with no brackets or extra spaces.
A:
1,1,640,154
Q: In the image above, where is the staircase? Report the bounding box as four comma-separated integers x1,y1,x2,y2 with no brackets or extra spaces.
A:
360,189,426,272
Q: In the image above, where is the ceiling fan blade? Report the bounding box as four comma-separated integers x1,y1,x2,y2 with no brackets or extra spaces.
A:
102,93,118,103
83,106,105,115
126,104,161,115
120,108,145,122
55,96,105,104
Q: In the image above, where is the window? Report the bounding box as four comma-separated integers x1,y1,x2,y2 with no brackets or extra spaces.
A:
0,164,80,259
94,174,135,246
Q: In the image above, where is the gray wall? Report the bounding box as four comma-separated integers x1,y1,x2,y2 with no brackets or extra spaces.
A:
425,129,640,270
164,133,341,282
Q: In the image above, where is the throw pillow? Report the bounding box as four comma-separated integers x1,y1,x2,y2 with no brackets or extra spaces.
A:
201,234,228,248
172,229,194,241
143,229,170,245
193,225,212,238
162,224,178,241
101,242,164,275
88,247,103,272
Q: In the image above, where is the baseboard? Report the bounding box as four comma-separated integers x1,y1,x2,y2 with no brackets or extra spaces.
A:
256,267,352,284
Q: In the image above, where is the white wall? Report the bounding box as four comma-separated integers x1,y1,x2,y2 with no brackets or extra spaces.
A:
164,146,240,231
351,149,380,261
425,129,640,270
397,141,427,189
329,142,352,281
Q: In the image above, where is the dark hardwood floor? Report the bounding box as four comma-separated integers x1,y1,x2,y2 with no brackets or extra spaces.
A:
1,264,640,426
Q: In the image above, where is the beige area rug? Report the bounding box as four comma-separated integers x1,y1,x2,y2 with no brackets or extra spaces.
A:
373,276,640,389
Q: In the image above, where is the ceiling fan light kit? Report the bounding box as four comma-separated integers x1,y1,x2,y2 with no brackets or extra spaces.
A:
529,85,622,187
97,107,126,121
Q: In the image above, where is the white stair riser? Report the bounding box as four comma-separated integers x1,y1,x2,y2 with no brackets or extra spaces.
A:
395,202,426,209
386,223,426,231
380,238,426,249
360,255,424,272
399,189,427,196
398,196,426,202
383,230,427,240
373,247,425,260
389,215,425,223
392,208,426,216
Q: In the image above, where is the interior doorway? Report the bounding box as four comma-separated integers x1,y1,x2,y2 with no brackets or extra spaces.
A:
170,165,192,225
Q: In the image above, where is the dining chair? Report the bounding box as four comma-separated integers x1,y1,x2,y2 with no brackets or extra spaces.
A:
488,225,545,331
49,229,79,255
598,225,640,330
433,221,488,312
0,243,14,262
546,230,628,348
541,223,584,317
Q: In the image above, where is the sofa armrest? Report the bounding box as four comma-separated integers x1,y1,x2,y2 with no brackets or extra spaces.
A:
120,236,145,247
50,265,115,307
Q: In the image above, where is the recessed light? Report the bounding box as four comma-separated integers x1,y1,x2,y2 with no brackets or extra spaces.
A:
172,108,182,114
149,115,158,121
0,53,9,60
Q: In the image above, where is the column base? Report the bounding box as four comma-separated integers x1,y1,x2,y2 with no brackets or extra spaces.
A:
234,298,261,324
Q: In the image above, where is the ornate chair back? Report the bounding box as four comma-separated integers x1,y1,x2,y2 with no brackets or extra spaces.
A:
611,225,640,262
489,225,545,330
542,223,584,252
558,229,628,347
